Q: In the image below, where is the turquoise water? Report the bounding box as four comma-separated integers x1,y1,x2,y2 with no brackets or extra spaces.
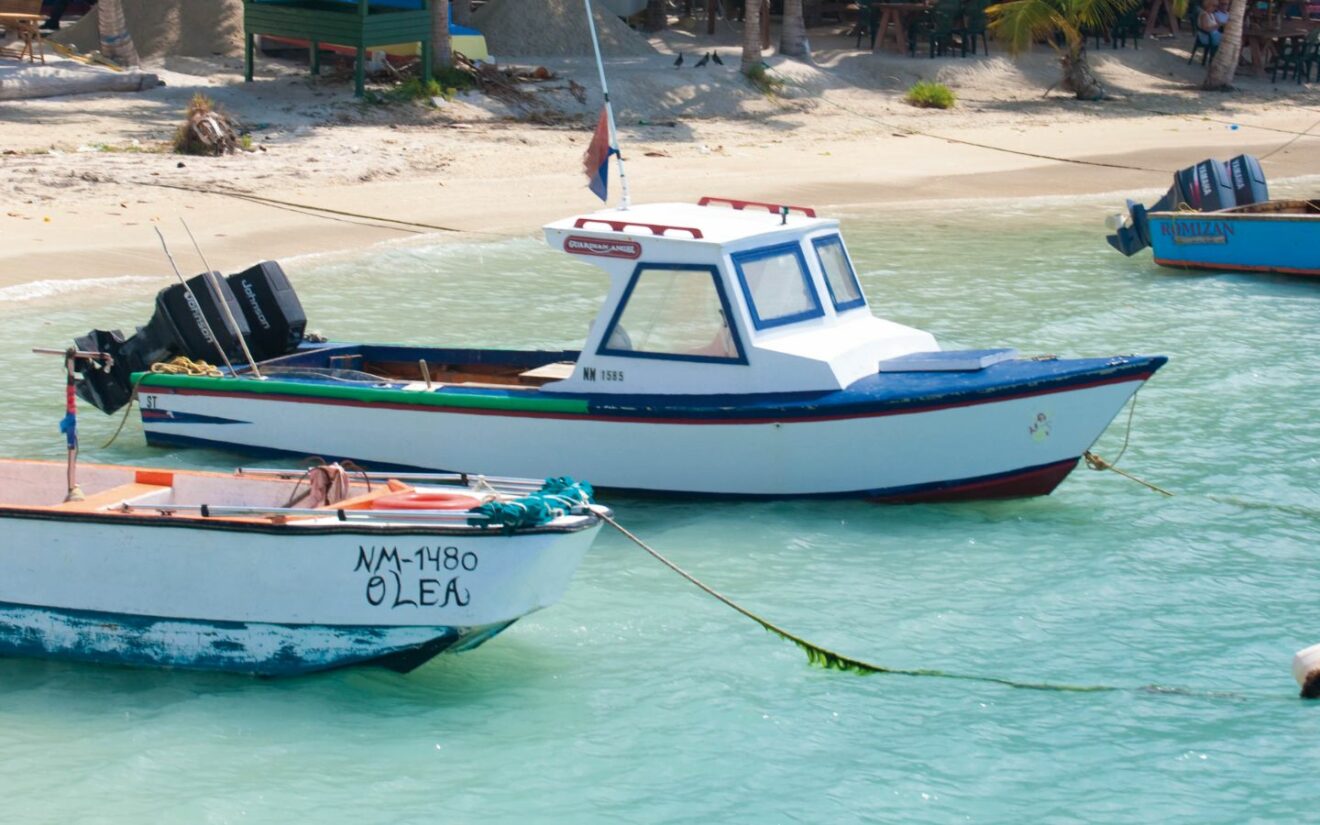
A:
1,188,1317,823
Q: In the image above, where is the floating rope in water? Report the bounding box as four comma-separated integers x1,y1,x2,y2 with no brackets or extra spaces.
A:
598,510,1126,693
597,511,1265,700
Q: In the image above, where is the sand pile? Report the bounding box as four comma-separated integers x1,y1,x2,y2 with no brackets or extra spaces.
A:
54,0,244,59
473,0,656,58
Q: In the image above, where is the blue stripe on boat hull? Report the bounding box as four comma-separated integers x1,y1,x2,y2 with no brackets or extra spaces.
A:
0,600,514,676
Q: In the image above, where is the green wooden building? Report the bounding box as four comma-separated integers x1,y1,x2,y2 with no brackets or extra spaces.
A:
244,0,434,97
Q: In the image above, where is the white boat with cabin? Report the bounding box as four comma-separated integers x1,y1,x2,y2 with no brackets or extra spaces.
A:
73,197,1167,502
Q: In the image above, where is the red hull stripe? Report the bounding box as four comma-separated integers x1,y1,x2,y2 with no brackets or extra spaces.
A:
149,371,1155,427
1153,257,1320,277
870,458,1078,503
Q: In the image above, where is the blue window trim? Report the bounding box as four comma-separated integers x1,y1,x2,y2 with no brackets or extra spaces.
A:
812,234,867,313
596,262,749,365
730,242,825,331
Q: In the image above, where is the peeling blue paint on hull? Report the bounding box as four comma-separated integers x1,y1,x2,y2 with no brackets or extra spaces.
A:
0,601,514,676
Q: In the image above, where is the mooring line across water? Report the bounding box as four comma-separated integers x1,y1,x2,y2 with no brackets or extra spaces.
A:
595,510,1263,700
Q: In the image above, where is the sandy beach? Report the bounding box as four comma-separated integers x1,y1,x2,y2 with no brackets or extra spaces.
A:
2,18,1318,287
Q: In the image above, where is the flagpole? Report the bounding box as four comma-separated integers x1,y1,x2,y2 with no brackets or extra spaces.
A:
584,0,630,210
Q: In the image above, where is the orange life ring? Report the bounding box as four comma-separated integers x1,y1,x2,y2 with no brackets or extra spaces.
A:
370,490,483,511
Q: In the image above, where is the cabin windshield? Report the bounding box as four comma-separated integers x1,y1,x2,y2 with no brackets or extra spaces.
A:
813,235,866,312
731,242,824,330
599,264,744,363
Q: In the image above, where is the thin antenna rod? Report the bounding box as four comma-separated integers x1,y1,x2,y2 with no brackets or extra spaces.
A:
154,227,238,376
584,0,630,210
180,219,263,379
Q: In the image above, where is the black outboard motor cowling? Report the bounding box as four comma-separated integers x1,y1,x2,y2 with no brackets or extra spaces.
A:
1153,157,1237,214
148,272,252,366
73,262,307,414
226,261,307,362
1226,154,1268,206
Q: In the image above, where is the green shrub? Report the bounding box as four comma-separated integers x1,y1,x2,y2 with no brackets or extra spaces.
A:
904,81,956,109
369,68,476,105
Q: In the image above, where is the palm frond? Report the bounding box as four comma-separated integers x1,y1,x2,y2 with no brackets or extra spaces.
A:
987,0,1068,53
1071,0,1142,34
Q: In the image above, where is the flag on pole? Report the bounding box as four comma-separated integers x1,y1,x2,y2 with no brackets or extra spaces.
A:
583,107,617,203
60,372,78,450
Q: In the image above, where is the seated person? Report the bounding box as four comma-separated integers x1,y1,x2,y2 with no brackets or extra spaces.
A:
1196,0,1225,47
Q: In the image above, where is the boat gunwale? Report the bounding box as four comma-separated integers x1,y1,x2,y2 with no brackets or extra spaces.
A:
0,505,601,536
134,355,1167,423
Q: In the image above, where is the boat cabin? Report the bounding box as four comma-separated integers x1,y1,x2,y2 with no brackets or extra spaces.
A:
539,197,937,396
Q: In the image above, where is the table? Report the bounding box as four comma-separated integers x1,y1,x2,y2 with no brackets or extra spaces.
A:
871,2,929,52
0,10,44,64
1244,24,1311,77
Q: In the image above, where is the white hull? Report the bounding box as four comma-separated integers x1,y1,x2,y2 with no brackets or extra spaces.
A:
141,378,1147,498
0,463,601,674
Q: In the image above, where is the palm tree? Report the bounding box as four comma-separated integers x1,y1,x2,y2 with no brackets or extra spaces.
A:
96,0,140,67
431,0,451,71
1202,0,1247,90
645,0,668,31
987,0,1140,100
741,0,763,72
780,0,810,58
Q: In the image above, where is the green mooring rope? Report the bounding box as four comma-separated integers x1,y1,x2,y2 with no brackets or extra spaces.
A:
598,512,1249,699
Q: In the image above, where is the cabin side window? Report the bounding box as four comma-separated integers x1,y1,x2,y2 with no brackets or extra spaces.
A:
731,242,824,330
597,264,746,364
812,235,866,312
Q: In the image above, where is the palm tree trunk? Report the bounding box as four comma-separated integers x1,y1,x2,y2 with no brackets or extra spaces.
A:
431,0,451,71
1203,0,1247,90
779,0,809,57
453,0,472,27
741,0,763,72
1061,45,1104,99
95,0,140,67
645,0,668,31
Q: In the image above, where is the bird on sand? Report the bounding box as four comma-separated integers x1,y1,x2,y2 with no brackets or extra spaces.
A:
711,51,724,65
694,52,711,67
673,53,684,68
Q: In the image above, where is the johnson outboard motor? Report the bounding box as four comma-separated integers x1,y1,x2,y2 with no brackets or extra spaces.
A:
1106,155,1265,256
225,261,306,362
74,262,306,414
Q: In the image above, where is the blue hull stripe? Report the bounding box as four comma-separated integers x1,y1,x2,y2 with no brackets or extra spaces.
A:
0,599,513,676
141,409,249,426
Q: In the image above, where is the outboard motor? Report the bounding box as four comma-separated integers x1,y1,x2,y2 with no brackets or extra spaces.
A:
1107,155,1264,257
1225,154,1268,206
73,262,306,414
225,261,306,362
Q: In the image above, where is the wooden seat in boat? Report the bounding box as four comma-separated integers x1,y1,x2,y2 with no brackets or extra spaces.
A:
52,483,172,512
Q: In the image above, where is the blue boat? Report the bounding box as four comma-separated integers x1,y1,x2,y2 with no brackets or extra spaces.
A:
1107,154,1320,278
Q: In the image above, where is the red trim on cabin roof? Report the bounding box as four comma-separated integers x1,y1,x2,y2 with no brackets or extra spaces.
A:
698,197,817,218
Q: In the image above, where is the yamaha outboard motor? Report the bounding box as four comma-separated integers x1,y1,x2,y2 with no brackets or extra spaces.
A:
73,262,306,414
226,261,306,362
1226,154,1268,206
1107,155,1263,257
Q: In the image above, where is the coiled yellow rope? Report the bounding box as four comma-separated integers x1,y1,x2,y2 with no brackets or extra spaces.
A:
149,356,222,377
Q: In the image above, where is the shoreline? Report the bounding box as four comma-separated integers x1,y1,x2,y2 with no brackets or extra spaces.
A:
4,128,1316,289
2,44,1318,288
